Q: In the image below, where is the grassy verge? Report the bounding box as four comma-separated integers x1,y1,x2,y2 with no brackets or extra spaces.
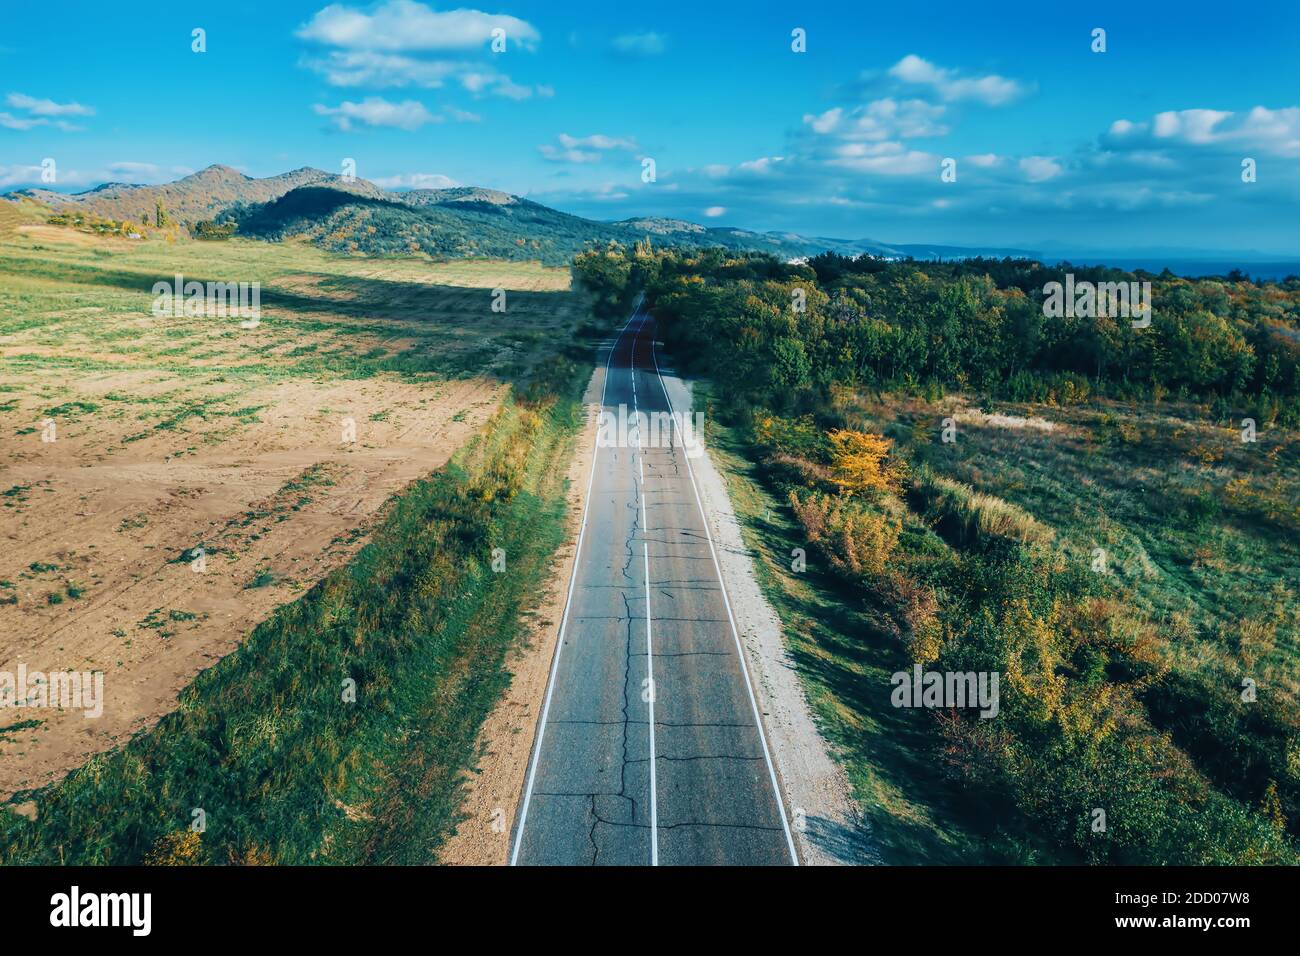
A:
701,390,1001,864
0,353,591,865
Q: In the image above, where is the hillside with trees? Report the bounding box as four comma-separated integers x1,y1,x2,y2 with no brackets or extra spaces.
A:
4,164,1048,263
12,165,386,234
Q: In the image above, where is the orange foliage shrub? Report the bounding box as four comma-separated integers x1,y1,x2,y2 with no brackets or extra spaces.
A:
827,428,902,495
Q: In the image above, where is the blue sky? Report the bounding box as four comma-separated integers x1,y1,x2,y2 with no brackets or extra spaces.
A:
2,0,1299,253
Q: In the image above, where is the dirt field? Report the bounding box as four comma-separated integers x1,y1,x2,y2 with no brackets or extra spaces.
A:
0,225,578,797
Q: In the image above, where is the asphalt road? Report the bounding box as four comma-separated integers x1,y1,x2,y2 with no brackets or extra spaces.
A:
511,303,798,866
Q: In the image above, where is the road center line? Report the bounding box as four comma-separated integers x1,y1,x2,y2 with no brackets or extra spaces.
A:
644,539,658,866
630,314,659,865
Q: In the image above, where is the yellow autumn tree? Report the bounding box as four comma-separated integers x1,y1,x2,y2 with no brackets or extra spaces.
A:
827,428,900,495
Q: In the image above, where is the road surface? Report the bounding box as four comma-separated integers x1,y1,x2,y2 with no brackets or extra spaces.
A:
511,303,798,866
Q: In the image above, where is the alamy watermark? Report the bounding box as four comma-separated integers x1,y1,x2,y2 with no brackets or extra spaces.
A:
1043,274,1152,328
596,404,705,458
50,886,150,936
890,665,1000,718
151,273,261,326
1,664,104,718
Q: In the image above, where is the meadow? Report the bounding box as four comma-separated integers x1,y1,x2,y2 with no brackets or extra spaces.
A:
0,212,581,809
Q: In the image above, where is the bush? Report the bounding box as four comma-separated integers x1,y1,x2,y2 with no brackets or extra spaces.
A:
789,491,900,579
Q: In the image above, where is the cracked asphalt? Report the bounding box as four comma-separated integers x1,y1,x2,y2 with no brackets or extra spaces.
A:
513,306,796,866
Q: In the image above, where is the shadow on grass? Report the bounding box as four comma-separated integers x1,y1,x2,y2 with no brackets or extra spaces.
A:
0,252,580,385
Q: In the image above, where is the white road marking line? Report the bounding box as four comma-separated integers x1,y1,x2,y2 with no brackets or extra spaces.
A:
649,319,801,866
631,311,659,866
644,540,658,866
510,301,642,866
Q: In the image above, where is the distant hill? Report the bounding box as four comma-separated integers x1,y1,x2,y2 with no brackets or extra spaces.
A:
233,185,629,264
401,186,521,207
890,242,1041,260
2,163,1047,263
9,165,386,228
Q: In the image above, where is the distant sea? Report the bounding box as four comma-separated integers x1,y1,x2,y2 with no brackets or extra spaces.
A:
1050,257,1300,281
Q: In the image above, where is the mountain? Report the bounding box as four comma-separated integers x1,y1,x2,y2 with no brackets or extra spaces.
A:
8,165,385,226
234,184,861,265
234,185,630,264
400,186,521,207
2,163,1048,264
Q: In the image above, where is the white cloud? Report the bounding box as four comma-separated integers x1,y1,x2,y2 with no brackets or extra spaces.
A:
806,98,946,142
557,182,630,201
558,132,638,151
296,4,551,109
6,92,94,117
738,156,784,174
0,164,44,188
1154,108,1230,142
703,206,726,218
0,112,82,132
1107,106,1300,156
0,92,92,131
458,68,544,100
804,108,842,134
965,153,1000,167
1238,105,1300,152
887,54,1026,106
297,1,540,51
106,161,162,178
612,31,667,56
539,146,600,163
0,112,44,130
829,141,935,175
373,172,461,189
313,97,437,131
540,132,639,163
690,157,783,179
302,50,545,100
300,50,459,87
853,98,946,140
0,162,186,189
1019,155,1063,182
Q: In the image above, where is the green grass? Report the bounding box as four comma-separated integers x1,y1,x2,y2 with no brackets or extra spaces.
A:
779,389,1300,860
703,398,1002,864
884,398,1300,697
702,382,1300,863
0,347,595,864
0,231,579,462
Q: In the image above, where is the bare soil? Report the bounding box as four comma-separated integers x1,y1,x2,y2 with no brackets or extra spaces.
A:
0,374,503,796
